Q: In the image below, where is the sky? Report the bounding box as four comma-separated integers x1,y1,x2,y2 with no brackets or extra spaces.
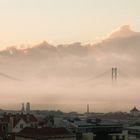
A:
0,0,140,112
0,0,140,49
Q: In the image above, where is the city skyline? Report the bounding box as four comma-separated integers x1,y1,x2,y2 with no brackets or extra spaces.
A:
0,1,140,140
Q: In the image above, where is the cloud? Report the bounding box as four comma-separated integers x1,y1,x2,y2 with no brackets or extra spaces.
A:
0,25,139,112
0,25,140,80
106,25,138,39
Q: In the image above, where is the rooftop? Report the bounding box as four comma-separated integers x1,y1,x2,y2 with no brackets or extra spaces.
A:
16,127,75,139
0,113,38,127
130,107,139,112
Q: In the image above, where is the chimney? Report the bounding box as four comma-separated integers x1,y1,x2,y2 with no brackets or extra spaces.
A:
21,103,25,113
26,102,30,114
10,116,14,129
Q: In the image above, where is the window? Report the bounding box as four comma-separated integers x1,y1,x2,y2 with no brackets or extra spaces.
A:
20,124,24,129
2,126,6,131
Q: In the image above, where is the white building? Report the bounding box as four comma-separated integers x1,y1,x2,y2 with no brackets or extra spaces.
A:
1,113,38,133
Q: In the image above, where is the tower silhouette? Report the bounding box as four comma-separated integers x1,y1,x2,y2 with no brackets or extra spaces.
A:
21,103,25,113
112,67,117,84
26,102,30,114
87,104,89,114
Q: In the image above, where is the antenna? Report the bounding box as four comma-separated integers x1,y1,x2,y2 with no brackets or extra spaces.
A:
87,104,89,114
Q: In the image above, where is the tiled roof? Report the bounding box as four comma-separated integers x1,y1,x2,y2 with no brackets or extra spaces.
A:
16,127,75,138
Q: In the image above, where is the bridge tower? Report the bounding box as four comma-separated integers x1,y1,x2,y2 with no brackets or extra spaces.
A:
112,67,117,84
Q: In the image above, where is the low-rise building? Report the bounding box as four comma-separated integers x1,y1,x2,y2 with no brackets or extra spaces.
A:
70,119,128,140
0,122,8,140
0,113,38,133
125,126,140,139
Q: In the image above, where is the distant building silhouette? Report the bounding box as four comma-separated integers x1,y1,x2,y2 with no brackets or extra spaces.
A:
130,106,139,116
21,103,25,113
26,102,31,114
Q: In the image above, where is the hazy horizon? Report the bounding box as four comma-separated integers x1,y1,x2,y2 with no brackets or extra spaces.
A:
0,25,139,113
0,0,140,113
